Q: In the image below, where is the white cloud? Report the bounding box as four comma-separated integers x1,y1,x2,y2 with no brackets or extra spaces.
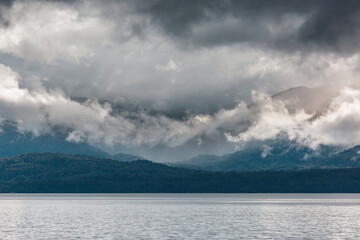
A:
155,60,181,72
0,1,114,63
66,130,85,143
0,63,241,148
225,92,310,143
226,87,360,150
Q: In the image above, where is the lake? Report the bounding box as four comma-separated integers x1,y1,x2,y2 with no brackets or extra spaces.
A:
0,194,359,239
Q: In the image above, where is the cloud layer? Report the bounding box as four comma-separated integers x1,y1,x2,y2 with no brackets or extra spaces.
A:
0,0,360,160
139,0,360,52
0,0,358,112
2,61,360,160
227,88,360,149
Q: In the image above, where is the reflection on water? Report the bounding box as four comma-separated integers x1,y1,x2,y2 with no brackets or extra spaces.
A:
0,194,359,239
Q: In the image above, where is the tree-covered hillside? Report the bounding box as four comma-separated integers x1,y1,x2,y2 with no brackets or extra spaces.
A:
2,153,360,193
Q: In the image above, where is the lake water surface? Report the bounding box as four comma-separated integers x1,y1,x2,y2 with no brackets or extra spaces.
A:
0,194,360,239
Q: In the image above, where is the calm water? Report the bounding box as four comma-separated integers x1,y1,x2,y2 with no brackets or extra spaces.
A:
0,194,360,239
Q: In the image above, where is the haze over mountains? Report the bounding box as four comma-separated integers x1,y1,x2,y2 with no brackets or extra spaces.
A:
0,121,143,162
0,85,360,174
173,85,360,171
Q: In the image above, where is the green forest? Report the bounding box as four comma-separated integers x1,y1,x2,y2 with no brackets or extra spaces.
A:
1,153,360,193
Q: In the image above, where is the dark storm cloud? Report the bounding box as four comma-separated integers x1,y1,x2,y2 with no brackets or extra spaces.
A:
136,0,360,52
0,0,13,5
0,0,13,26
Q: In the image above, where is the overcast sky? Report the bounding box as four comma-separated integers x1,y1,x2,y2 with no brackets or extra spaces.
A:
1,0,360,161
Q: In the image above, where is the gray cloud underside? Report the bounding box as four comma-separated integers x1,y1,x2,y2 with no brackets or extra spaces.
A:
3,0,360,52
137,0,360,53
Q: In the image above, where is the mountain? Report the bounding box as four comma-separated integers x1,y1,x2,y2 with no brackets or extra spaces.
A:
0,122,142,161
2,152,360,193
176,140,360,172
317,145,360,168
172,85,360,171
272,85,341,115
175,140,332,171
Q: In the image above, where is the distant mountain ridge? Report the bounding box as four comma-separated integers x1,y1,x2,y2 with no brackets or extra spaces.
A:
174,140,360,172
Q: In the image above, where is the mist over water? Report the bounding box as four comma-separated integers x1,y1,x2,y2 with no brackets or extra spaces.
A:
1,194,360,239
